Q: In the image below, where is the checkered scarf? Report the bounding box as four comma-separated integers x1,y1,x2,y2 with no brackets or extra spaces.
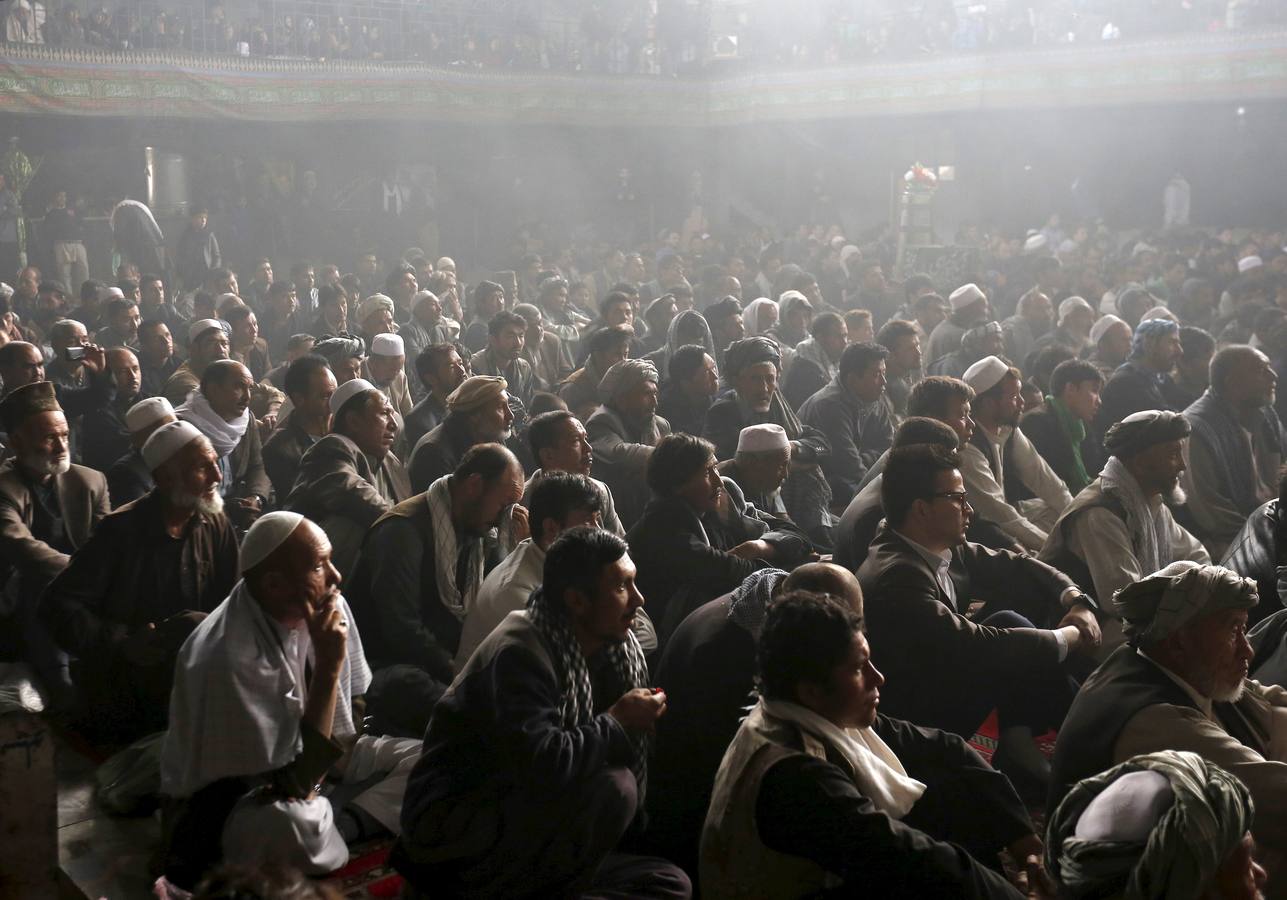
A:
526,586,651,793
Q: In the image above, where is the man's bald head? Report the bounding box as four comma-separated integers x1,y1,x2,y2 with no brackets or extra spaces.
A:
201,359,254,421
0,341,45,388
783,562,864,618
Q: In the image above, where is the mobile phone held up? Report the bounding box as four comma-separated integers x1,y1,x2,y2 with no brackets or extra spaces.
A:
64,346,86,361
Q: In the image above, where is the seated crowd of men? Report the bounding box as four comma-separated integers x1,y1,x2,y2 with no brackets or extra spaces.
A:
2,239,1287,898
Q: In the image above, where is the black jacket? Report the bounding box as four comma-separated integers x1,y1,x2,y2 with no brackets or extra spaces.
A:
626,495,768,641
1221,498,1283,624
856,526,1075,737
1093,360,1185,447
757,716,1031,899
346,493,502,681
409,414,475,494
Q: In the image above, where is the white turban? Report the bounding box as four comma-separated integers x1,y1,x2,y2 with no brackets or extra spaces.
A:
240,511,306,573
1237,255,1263,273
141,420,205,471
357,294,396,324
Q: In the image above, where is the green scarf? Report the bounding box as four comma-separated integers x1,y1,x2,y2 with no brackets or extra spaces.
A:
1049,395,1091,493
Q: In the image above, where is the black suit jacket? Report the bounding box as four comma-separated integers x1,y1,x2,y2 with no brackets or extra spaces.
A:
856,525,1074,736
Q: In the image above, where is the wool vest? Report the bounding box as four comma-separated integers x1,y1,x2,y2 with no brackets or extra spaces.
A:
700,714,836,900
1039,479,1128,602
1049,644,1269,814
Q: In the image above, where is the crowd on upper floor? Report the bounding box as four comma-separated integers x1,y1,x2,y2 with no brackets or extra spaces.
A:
4,186,1287,897
4,0,1283,74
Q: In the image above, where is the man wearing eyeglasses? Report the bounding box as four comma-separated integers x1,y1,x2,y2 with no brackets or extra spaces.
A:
856,444,1100,800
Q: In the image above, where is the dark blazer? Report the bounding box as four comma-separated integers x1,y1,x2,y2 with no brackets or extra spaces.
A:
80,397,134,473
409,413,475,494
402,394,447,454
856,525,1074,737
0,462,110,597
261,416,319,502
106,449,153,509
626,495,768,641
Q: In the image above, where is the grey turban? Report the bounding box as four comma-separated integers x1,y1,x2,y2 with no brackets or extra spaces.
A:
1046,750,1253,900
723,336,782,378
315,335,366,366
598,358,659,403
1113,562,1258,647
1103,410,1191,459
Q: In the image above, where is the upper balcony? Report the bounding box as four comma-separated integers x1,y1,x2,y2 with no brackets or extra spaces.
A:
1,0,1285,126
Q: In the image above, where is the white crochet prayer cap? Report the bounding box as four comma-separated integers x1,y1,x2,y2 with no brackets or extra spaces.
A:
737,423,790,453
1089,314,1126,345
370,333,405,357
141,420,204,471
125,397,175,434
1238,255,1263,273
962,355,1009,394
188,318,225,343
240,511,306,573
329,377,377,415
948,283,985,311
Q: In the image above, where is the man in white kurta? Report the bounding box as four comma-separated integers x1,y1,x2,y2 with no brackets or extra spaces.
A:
159,512,420,889
959,356,1072,551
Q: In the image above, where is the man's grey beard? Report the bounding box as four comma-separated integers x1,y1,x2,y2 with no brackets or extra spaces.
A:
23,454,70,476
169,487,225,516
1165,483,1187,506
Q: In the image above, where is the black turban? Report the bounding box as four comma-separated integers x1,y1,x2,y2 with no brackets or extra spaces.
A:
1103,410,1190,459
723,336,782,378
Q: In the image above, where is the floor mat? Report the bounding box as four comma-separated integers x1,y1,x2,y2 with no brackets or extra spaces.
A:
967,710,1056,764
320,838,404,898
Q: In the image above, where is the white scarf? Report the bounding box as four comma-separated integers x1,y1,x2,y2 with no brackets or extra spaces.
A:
427,474,485,621
757,698,925,819
160,581,371,799
1100,455,1170,576
177,390,250,458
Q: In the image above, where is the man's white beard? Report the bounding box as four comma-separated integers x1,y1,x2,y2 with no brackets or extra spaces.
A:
24,454,70,476
1164,482,1187,506
170,487,225,516
1210,679,1246,703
